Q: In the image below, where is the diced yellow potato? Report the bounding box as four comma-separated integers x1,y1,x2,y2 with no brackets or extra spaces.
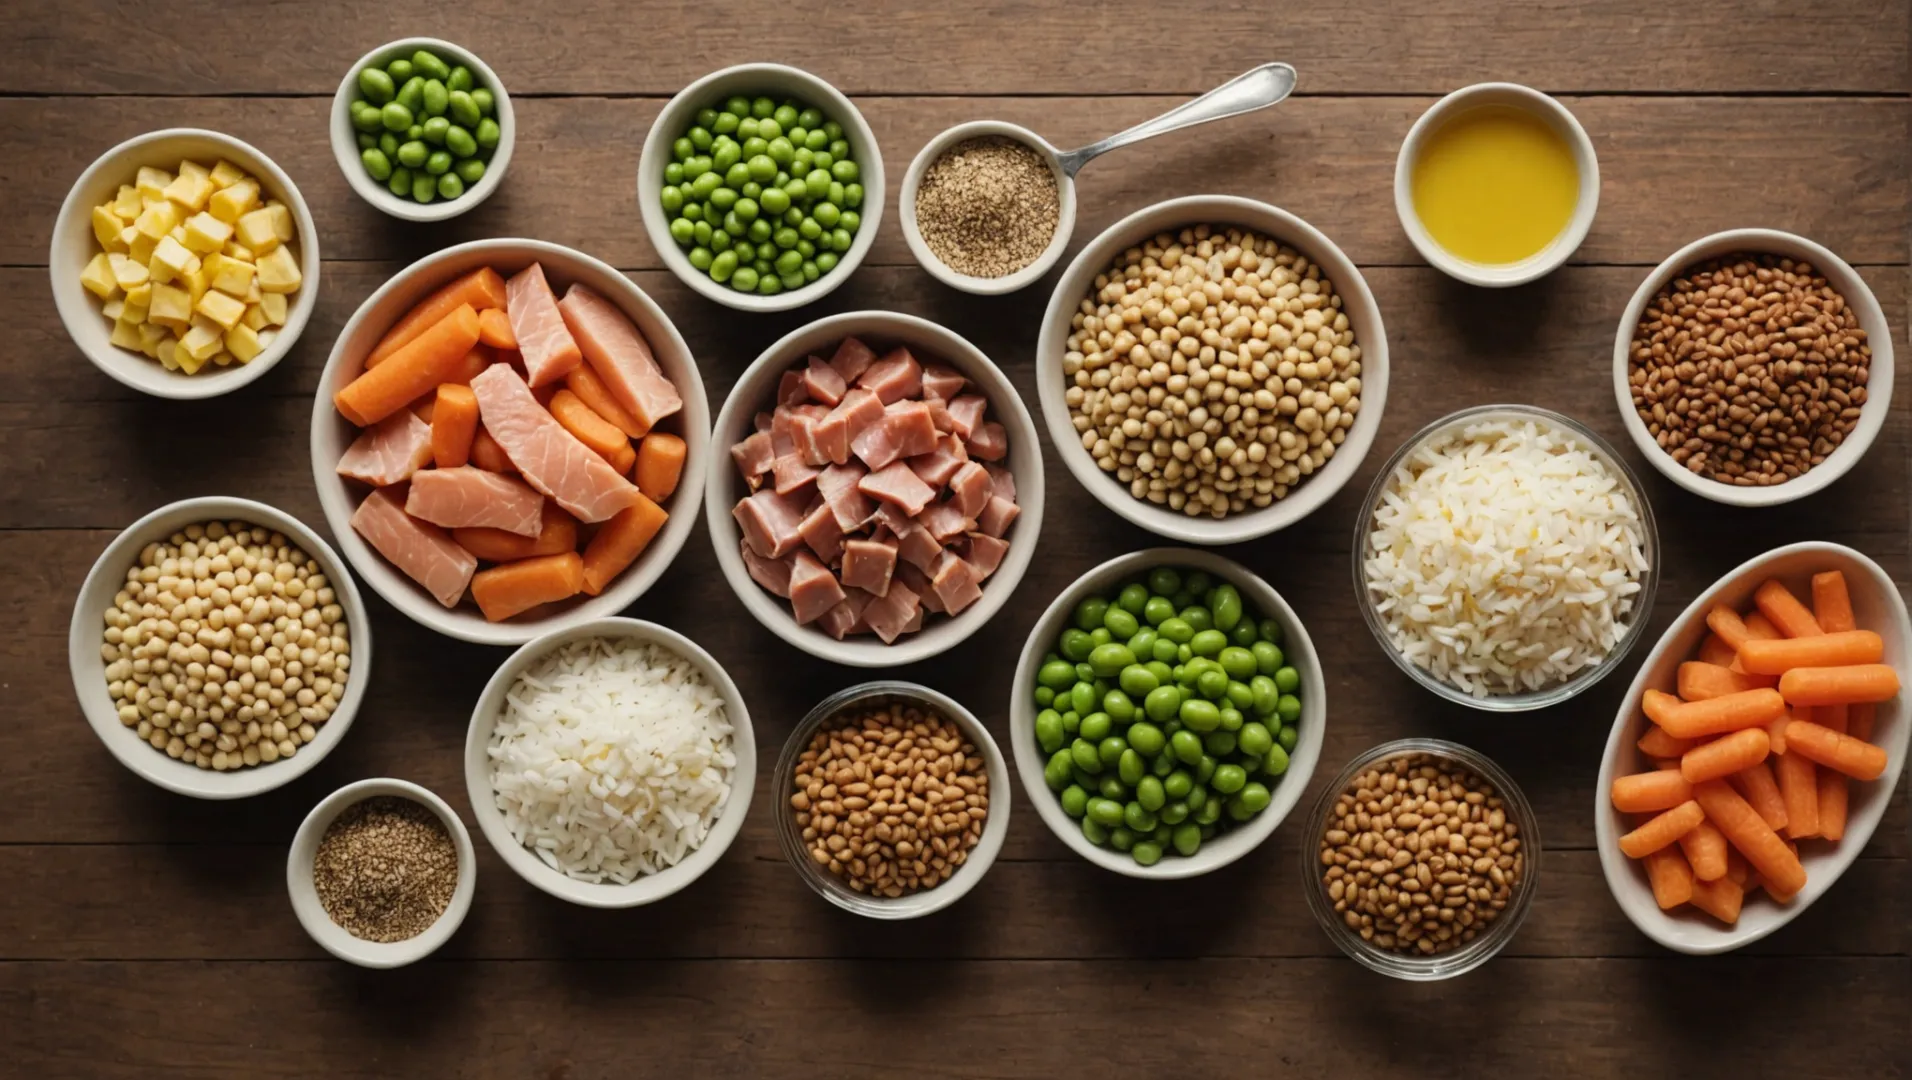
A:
150,235,195,280
181,317,224,362
108,252,150,289
205,253,254,297
224,241,254,263
127,230,157,265
112,185,143,221
212,350,237,367
110,318,145,350
136,167,173,200
178,159,210,182
195,288,246,330
123,297,150,326
167,224,188,245
93,205,127,250
184,265,209,309
137,321,166,350
80,253,119,299
234,208,281,253
259,291,288,326
256,328,279,352
148,283,192,329
265,204,294,242
224,323,264,363
208,178,259,224
209,159,246,188
102,299,125,321
175,349,207,375
156,336,181,371
163,171,215,212
133,200,180,240
124,283,152,308
244,276,263,304
241,302,269,331
183,212,233,254
255,245,301,294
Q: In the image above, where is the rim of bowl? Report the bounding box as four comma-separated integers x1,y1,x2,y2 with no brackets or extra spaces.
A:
1008,547,1326,879
1609,228,1895,507
1035,194,1390,545
771,680,1011,919
49,127,321,400
330,37,515,222
637,63,885,312
1351,403,1659,712
898,120,1077,295
1300,738,1540,980
704,309,1045,667
1393,82,1601,288
67,496,373,798
310,237,708,646
287,777,477,968
462,617,756,908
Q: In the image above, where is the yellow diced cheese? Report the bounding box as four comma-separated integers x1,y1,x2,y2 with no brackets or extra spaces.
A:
80,253,119,299
108,252,150,289
255,245,301,294
148,283,192,329
133,200,180,240
224,241,254,263
209,159,246,188
234,208,281,253
240,302,269,331
136,166,173,200
163,171,215,212
259,291,288,326
180,317,224,362
208,178,259,224
183,212,233,254
102,299,125,321
150,235,195,280
205,253,254,297
110,318,145,350
224,323,264,362
195,288,246,330
127,230,157,265
124,283,152,309
113,185,143,221
93,206,127,250
156,336,180,371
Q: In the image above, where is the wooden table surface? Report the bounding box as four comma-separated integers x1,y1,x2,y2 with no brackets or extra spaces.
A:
5,3,1909,1076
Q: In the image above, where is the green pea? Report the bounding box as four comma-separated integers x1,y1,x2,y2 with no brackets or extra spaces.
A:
1070,738,1102,775
357,132,378,151
1059,783,1089,817
1177,644,1194,663
1231,620,1260,647
667,217,694,246
773,226,799,249
815,251,839,273
411,49,451,81
407,123,425,140
380,101,414,132
1119,666,1159,698
1264,744,1291,777
1184,784,1207,812
385,58,414,83
1138,570,1175,598
797,167,826,199
1099,584,1142,618
811,150,834,172
1217,646,1258,681
1117,800,1154,832
1088,643,1135,679
1130,840,1163,866
1150,637,1179,663
475,117,501,150
1107,826,1135,852
1225,680,1255,711
350,145,390,181
443,65,472,93
709,188,740,214
422,79,449,117
436,172,464,200
1204,730,1237,757
1211,584,1244,632
1054,628,1093,663
1159,800,1190,825
1278,723,1299,752
1073,597,1109,632
686,246,714,271
358,67,396,105
1179,699,1221,733
756,118,783,142
1078,710,1111,743
1196,668,1229,701
1238,722,1273,758
1163,771,1193,801
1037,659,1077,690
706,249,737,283
1083,817,1111,846
1196,756,1219,787
1032,687,1056,712
1236,782,1272,815
1097,737,1127,768
1259,618,1284,645
1170,730,1204,766
1104,690,1136,724
410,171,437,203
416,116,447,145
1097,775,1126,802
1063,681,1093,717
394,76,425,113
1208,762,1246,795
444,125,479,160
1158,617,1194,644
689,126,714,152
379,131,400,157
423,150,451,175
1275,666,1301,694
839,210,861,233
1133,597,1171,629
1061,711,1080,736
1074,662,1096,683
757,185,791,216
805,203,836,231
664,162,684,185
1276,697,1303,729
1087,797,1125,828
1190,629,1228,658
1159,822,1197,857
395,140,428,168
822,119,844,140
1251,675,1280,717
1128,725,1166,762
1143,686,1181,724
386,165,412,197
1111,746,1145,786
827,226,852,252
800,260,820,282
844,181,864,208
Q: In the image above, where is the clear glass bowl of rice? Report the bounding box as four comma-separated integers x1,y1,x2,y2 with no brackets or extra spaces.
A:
1352,404,1659,712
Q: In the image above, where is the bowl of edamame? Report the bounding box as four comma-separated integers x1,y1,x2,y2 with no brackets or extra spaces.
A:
639,63,884,312
331,37,514,222
1010,548,1325,878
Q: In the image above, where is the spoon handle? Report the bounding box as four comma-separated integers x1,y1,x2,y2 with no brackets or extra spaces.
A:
1054,63,1298,178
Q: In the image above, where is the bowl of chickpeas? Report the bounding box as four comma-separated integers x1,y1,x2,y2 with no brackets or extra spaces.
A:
1034,195,1390,545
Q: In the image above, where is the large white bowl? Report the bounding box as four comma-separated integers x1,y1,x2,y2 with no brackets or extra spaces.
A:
1595,542,1911,954
705,310,1045,667
464,618,755,908
50,128,321,399
1612,229,1894,507
637,63,884,313
329,37,515,222
1010,549,1325,879
67,496,372,799
311,238,708,646
1035,195,1389,545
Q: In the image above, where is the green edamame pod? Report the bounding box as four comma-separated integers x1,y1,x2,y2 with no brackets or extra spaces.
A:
385,58,414,83
380,101,414,133
359,148,393,181
422,79,449,117
394,76,425,114
421,116,451,145
445,125,477,158
396,141,428,169
358,67,396,105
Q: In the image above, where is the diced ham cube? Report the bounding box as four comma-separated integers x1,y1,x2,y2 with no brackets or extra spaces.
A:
948,461,992,519
872,502,919,538
858,462,937,516
930,551,984,616
944,394,988,438
921,363,967,401
798,356,847,406
884,399,940,460
984,462,1016,504
754,411,774,434
963,533,1010,579
966,420,1008,461
787,551,846,626
820,388,885,466
829,337,878,383
908,442,967,488
817,463,875,532
840,536,898,597
926,397,957,433
733,488,808,558
901,606,925,634
739,540,794,598
772,453,822,496
978,494,1020,538
896,526,943,572
850,415,904,471
777,369,808,406
798,499,845,563
731,430,775,485
774,403,830,466
860,579,922,644
856,347,922,404
816,587,873,640
918,501,974,543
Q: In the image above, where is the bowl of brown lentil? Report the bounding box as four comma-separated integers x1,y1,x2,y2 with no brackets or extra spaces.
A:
774,681,1010,919
287,778,476,968
1303,739,1538,981
1613,229,1893,507
900,121,1074,295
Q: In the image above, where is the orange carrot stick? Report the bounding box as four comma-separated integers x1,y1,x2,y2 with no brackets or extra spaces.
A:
1638,725,1697,759
1646,687,1786,740
1643,846,1695,910
1690,779,1807,899
1775,749,1821,839
579,494,669,596
1611,769,1695,814
1737,630,1884,675
1681,727,1770,784
1743,612,1783,640
1619,800,1704,859
468,426,518,475
367,267,508,367
634,432,687,501
1784,719,1889,781
1697,633,1739,668
1706,606,1756,650
1811,570,1856,633
470,551,586,622
440,345,496,388
477,306,518,349
1689,875,1744,925
549,389,637,472
1755,579,1823,638
1849,702,1876,742
1817,766,1850,843
564,363,650,439
1724,848,1752,889
1779,664,1901,706
412,395,436,424
1678,819,1730,882
454,503,577,562
1730,760,1789,832
1678,661,1774,700
431,384,480,469
335,305,483,427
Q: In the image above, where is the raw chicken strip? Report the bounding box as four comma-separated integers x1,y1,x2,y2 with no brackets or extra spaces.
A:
336,411,434,487
469,364,643,523
504,263,583,387
405,466,546,537
351,486,477,608
557,283,684,430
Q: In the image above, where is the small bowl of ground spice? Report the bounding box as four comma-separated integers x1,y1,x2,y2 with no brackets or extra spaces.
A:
901,121,1072,295
287,778,476,968
1614,228,1894,507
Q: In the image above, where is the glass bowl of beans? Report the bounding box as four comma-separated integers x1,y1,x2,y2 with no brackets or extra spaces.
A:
1302,739,1539,981
774,681,1011,919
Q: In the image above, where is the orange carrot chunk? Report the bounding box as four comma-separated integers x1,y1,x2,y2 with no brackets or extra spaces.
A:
1681,727,1771,784
1677,819,1730,882
1817,766,1850,843
1678,661,1775,700
1737,630,1884,675
1754,579,1823,638
455,503,578,562
432,384,480,469
1618,800,1704,859
1689,875,1745,925
442,345,496,388
1775,749,1820,839
1690,779,1807,899
477,306,518,349
1696,633,1738,668
1637,725,1697,759
1611,769,1695,814
470,551,586,622
579,493,669,596
1779,664,1901,706
634,432,687,501
468,426,518,475
367,267,508,367
1642,846,1695,910
1724,848,1752,889
1705,606,1756,650
1742,612,1783,640
1729,760,1789,833
1811,570,1857,633
1784,719,1889,781
1646,687,1786,740
564,363,650,439
549,389,637,472
336,304,483,427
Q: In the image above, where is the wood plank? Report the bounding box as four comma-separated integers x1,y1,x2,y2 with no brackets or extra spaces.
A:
1,1,1903,95
4,96,1906,270
0,958,1903,1077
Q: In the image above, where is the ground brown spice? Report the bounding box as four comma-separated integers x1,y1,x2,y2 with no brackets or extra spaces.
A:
914,136,1060,279
314,796,458,943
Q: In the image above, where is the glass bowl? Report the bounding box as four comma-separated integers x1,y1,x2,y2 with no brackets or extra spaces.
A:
1302,738,1540,980
1351,403,1659,711
772,681,1011,920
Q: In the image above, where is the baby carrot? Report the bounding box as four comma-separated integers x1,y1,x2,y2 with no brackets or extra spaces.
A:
1811,570,1856,633
1755,579,1823,638
367,267,508,367
1619,800,1704,859
1678,819,1730,882
1775,749,1820,839
1647,687,1786,740
1678,661,1774,700
1724,848,1752,889
1849,702,1876,742
431,384,480,469
550,389,637,472
579,493,669,596
335,304,483,427
1817,766,1850,843
1643,846,1695,910
468,426,518,475
1681,727,1770,784
1697,633,1738,669
477,306,517,349
564,363,650,439
441,346,496,389
470,551,586,622
1705,605,1756,649
1743,612,1783,641
454,503,577,562
1730,760,1789,833
1689,875,1745,925
1784,719,1889,781
1737,630,1884,675
1611,769,1694,814
1779,664,1901,706
412,395,435,424
634,432,687,501
1690,779,1808,899
1637,724,1697,759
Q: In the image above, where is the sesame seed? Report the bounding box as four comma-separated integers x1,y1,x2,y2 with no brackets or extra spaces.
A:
914,136,1059,279
313,796,459,943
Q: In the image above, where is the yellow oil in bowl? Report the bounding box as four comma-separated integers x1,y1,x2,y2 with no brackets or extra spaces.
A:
1411,105,1579,266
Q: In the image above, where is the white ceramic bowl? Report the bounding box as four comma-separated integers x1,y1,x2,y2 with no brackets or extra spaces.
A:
706,310,1044,666
311,238,708,646
50,128,321,399
1394,82,1600,288
773,681,1010,918
637,63,884,312
287,777,477,968
1036,195,1389,545
1611,229,1894,507
1010,549,1325,879
1595,542,1910,954
899,120,1076,295
67,496,372,799
330,37,514,222
464,618,755,908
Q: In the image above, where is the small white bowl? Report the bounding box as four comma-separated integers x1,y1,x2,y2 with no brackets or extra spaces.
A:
899,120,1076,295
1010,548,1326,879
637,63,884,312
1394,82,1600,288
67,496,372,799
773,681,1010,919
1035,195,1389,545
311,238,708,646
1611,229,1894,507
705,310,1045,667
287,777,476,968
49,128,321,400
464,617,755,908
330,37,514,222
1595,542,1910,954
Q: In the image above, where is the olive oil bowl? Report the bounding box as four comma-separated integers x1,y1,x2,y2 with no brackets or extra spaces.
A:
1394,82,1600,288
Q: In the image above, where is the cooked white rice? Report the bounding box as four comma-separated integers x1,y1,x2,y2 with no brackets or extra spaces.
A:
1363,416,1648,698
488,637,735,883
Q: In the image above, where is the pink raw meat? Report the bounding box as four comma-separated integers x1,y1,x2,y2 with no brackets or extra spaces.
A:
858,462,937,516
816,463,876,531
350,486,477,609
336,411,434,487
917,501,973,542
929,551,984,615
556,282,684,427
921,363,967,401
815,590,871,640
860,579,921,644
777,369,807,406
788,551,846,625
840,536,898,597
963,533,1010,579
984,462,1017,503
943,395,988,438
733,487,809,559
740,540,794,598
798,356,847,405
404,467,546,536
948,461,993,519
772,454,822,496
798,499,846,563
829,337,878,383
821,389,885,466
731,430,775,485
505,263,583,387
908,439,968,488
896,527,943,572
883,400,940,460
978,494,1020,538
966,420,1008,461
856,347,923,404
469,364,642,523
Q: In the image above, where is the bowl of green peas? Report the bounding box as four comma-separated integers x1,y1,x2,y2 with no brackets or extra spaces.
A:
639,63,883,312
331,37,513,222
1011,549,1325,877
